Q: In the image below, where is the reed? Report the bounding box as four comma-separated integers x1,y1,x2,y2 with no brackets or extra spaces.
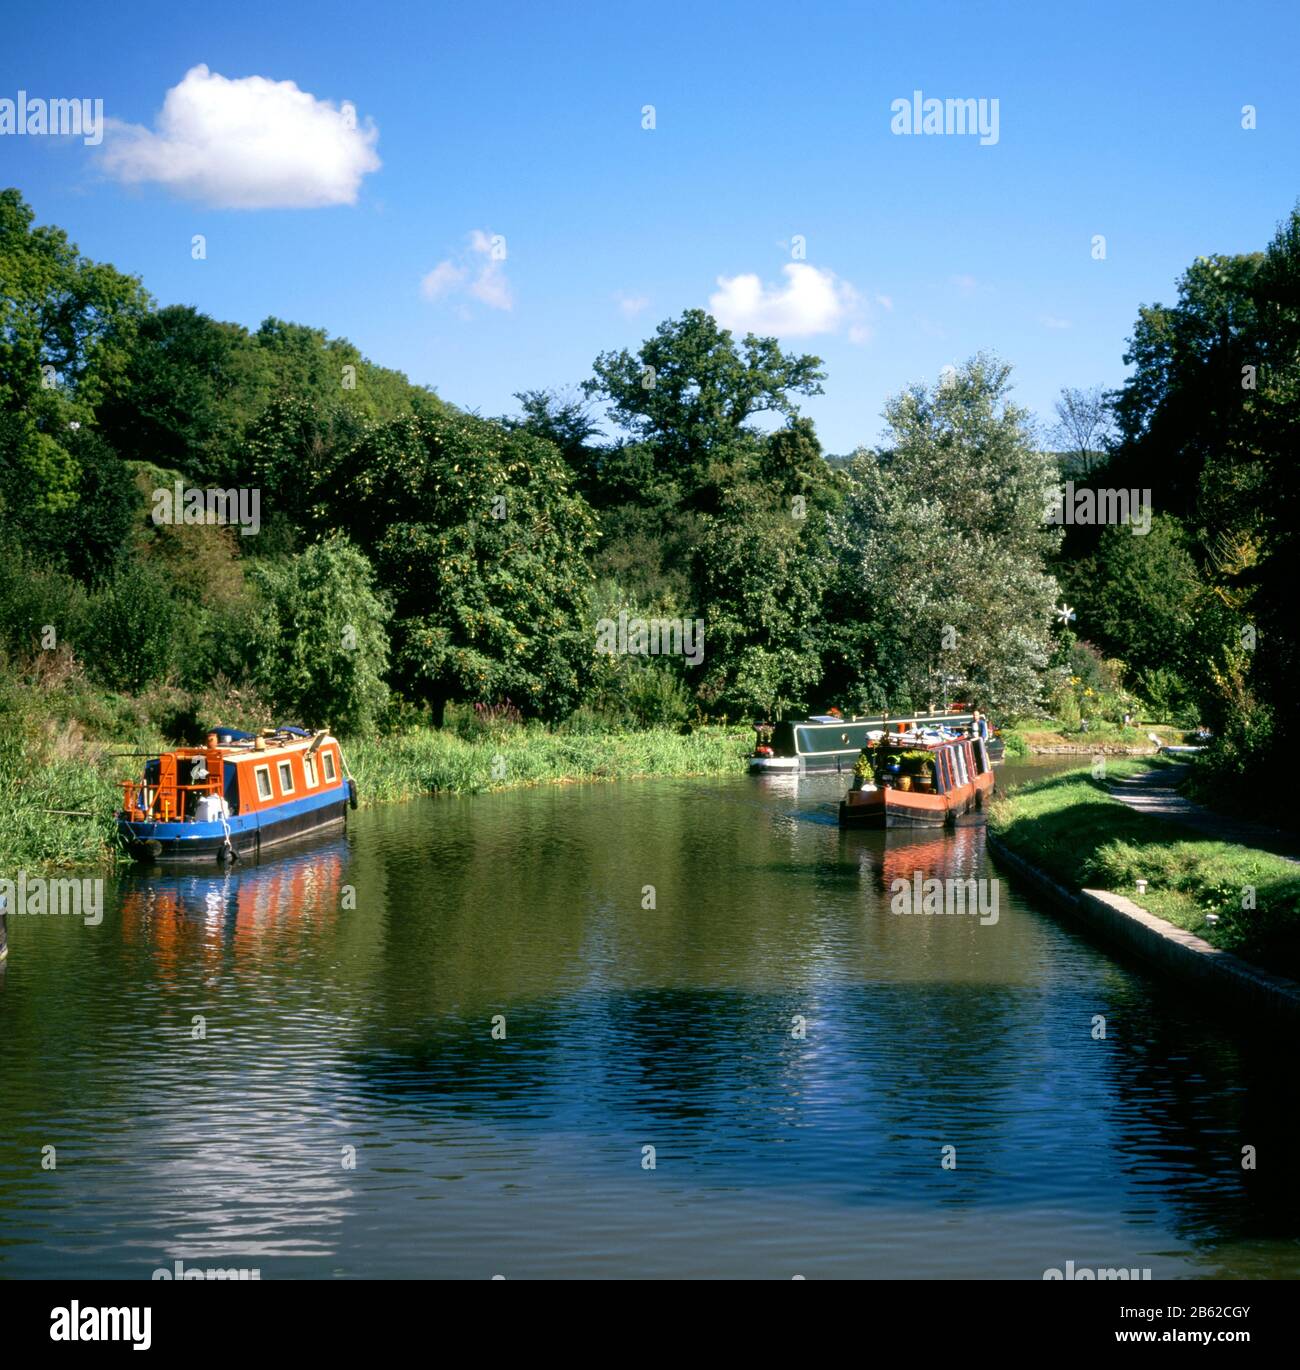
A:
0,735,132,871
341,725,748,804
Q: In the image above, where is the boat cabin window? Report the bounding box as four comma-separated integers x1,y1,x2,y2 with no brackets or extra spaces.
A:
304,754,318,787
973,739,988,774
254,765,273,801
277,760,295,795
952,744,968,785
322,749,337,783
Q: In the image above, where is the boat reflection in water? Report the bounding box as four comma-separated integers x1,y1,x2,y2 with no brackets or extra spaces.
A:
116,835,348,963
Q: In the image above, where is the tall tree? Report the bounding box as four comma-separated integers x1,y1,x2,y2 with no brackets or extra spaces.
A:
831,356,1060,716
249,536,391,735
1049,385,1116,479
694,490,832,719
1112,252,1263,520
0,188,150,516
294,410,599,723
584,308,825,511
0,187,151,422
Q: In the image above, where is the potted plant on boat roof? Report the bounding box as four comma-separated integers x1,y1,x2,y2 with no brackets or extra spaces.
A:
898,749,935,792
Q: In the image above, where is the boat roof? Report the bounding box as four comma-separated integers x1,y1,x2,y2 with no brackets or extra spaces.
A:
875,730,973,749
786,710,982,730
147,730,335,760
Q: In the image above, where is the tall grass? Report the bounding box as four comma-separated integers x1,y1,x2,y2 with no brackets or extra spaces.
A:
990,761,1300,978
0,696,133,870
342,725,748,803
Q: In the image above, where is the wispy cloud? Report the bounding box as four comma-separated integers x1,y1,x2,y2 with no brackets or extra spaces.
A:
614,291,650,318
100,64,379,209
1040,314,1072,330
421,229,513,312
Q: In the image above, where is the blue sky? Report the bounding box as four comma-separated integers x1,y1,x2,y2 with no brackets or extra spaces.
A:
2,0,1298,453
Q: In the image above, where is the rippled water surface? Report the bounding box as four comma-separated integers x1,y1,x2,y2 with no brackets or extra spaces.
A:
2,760,1297,1278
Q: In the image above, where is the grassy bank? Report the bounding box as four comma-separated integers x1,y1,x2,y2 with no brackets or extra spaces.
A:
1002,718,1184,754
342,725,748,804
989,760,1300,978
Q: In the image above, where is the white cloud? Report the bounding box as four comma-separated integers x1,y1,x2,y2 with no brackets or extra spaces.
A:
875,294,894,312
1041,314,1072,330
950,274,980,296
709,262,862,338
421,230,513,312
420,261,466,299
615,291,650,318
100,64,379,209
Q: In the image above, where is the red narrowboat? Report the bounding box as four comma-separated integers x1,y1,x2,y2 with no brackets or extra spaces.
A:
838,728,995,829
117,726,356,864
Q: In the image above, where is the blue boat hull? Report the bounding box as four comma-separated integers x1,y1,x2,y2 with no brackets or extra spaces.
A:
118,784,350,864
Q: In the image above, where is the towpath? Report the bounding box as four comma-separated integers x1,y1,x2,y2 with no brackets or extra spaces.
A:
1106,764,1300,865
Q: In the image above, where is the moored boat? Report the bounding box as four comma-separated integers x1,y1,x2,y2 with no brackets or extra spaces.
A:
838,730,995,829
751,710,1004,773
117,726,356,864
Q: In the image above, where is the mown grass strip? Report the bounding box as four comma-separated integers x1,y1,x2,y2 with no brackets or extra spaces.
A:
989,760,1300,978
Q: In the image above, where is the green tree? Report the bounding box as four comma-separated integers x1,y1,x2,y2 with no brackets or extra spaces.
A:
831,357,1060,717
1112,251,1263,521
249,537,391,734
0,188,151,422
585,308,825,511
1065,514,1221,709
95,305,272,481
1237,203,1300,765
0,416,138,581
300,411,598,722
82,561,183,693
0,189,151,515
694,491,831,718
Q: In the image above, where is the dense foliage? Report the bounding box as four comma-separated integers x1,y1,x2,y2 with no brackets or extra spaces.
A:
1055,203,1300,809
4,184,1299,802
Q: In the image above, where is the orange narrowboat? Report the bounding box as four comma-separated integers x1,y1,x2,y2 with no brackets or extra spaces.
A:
117,726,356,864
838,727,995,829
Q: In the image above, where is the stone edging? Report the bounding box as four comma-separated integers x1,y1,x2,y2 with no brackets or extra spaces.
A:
986,832,1300,1025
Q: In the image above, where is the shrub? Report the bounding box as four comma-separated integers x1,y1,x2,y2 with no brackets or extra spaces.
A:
445,698,527,742
1137,665,1195,725
247,536,391,735
81,561,183,692
621,661,694,728
0,554,88,658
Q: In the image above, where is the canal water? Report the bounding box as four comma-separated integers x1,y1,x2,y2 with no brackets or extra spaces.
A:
1,759,1297,1279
